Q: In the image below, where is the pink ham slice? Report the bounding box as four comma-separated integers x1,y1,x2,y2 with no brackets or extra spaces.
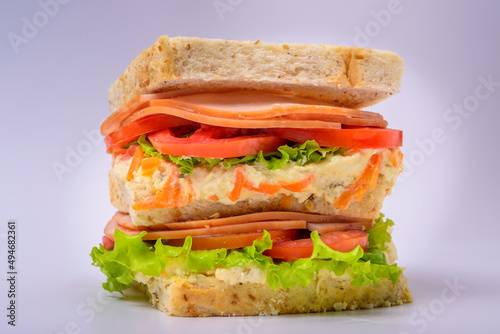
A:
113,211,372,231
160,211,372,230
106,211,373,241
124,106,343,130
306,221,373,234
105,212,306,241
101,91,387,136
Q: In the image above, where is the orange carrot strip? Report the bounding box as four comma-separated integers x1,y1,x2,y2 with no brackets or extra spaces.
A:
244,181,283,195
368,154,383,190
155,168,179,207
175,177,194,207
280,174,315,192
333,153,382,210
126,146,144,180
280,195,293,209
141,157,161,177
390,149,404,171
132,196,165,211
132,166,195,211
209,194,219,201
228,167,246,202
355,185,369,202
230,169,316,201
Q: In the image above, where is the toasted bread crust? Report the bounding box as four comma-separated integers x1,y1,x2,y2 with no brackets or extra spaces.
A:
109,36,404,113
133,270,412,317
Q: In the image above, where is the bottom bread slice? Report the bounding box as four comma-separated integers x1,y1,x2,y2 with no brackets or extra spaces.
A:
132,269,412,316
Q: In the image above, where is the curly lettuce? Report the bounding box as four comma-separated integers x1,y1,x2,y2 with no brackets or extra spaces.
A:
125,135,346,175
91,214,402,293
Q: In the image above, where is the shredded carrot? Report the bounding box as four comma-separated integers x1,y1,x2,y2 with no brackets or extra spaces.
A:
386,187,392,196
333,153,383,210
209,194,219,201
132,196,164,211
176,177,195,207
368,154,382,190
228,167,246,202
132,166,195,211
126,146,144,180
390,148,404,172
280,194,293,209
280,174,314,192
355,185,369,202
141,157,161,177
229,169,316,201
155,168,179,207
245,181,282,195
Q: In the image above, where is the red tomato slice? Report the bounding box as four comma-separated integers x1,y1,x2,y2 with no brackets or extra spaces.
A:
149,127,287,158
264,230,368,261
105,114,194,153
269,128,402,148
165,229,301,250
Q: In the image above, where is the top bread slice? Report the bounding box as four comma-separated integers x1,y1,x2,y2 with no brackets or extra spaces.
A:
108,36,404,113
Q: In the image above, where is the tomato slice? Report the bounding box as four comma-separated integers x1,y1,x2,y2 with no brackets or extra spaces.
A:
149,127,287,158
263,230,368,261
105,114,194,153
269,128,402,148
165,229,300,250
106,116,401,157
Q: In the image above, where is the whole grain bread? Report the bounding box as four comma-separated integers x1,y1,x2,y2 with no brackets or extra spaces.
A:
133,269,412,316
109,36,404,113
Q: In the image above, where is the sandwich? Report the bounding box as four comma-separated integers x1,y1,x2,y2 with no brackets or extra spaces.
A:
91,36,413,316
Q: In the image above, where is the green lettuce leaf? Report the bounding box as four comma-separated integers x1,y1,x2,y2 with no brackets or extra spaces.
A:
91,230,161,293
91,230,233,293
351,261,402,286
360,213,396,265
366,213,394,251
221,140,346,171
361,248,387,265
125,136,345,175
222,230,274,269
266,231,364,290
355,214,403,282
91,215,403,293
137,135,167,159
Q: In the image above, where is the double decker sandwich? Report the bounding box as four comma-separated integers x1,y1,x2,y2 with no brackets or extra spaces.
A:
91,36,412,316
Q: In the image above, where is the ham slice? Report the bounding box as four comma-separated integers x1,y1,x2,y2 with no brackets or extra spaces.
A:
101,91,387,136
124,106,343,130
106,211,374,241
306,221,373,234
105,212,306,241
101,89,202,136
113,211,372,231
161,211,372,230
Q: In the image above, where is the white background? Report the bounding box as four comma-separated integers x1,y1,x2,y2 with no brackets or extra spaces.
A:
1,0,499,333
